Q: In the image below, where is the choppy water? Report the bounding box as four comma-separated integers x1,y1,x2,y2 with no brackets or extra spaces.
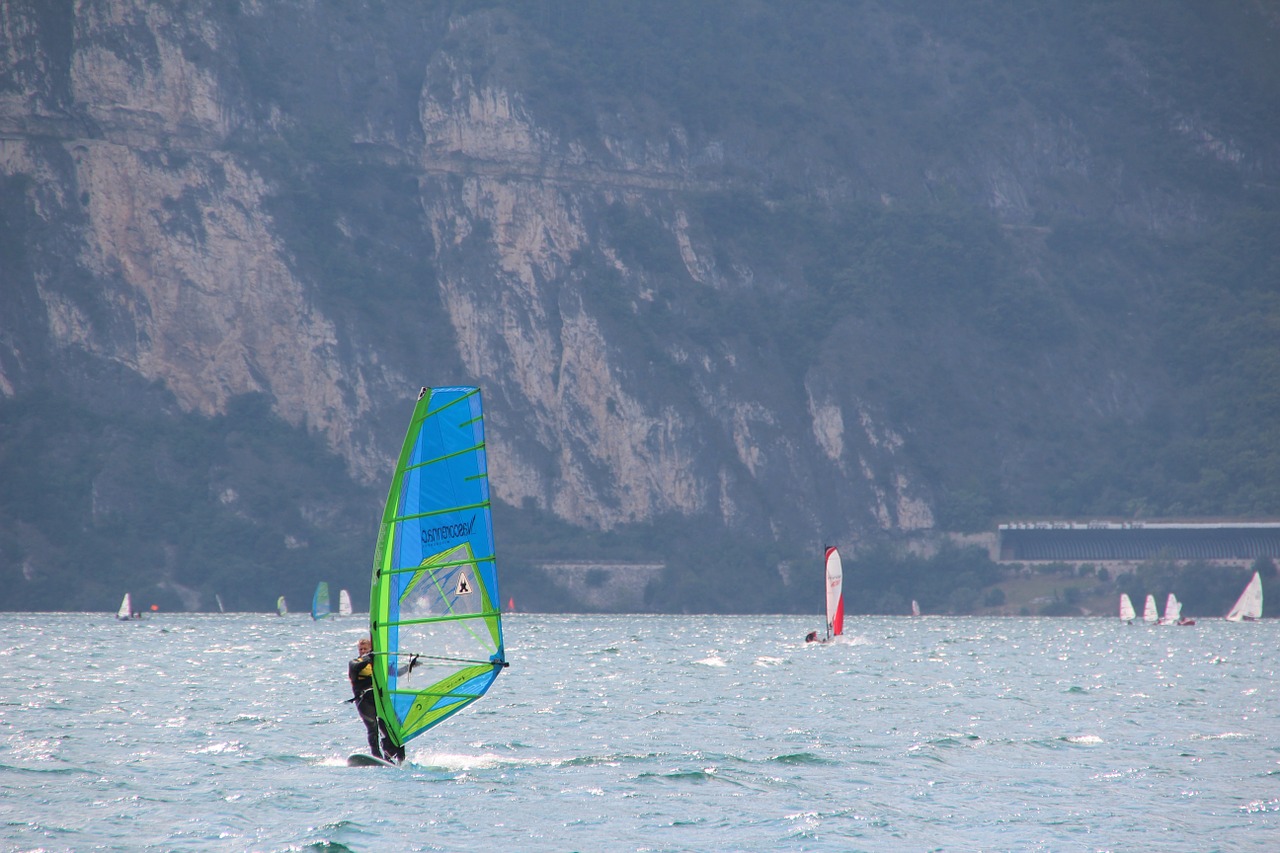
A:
1,613,1277,851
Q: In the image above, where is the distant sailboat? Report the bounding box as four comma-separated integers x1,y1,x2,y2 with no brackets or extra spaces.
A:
911,599,921,617
338,589,352,617
1225,572,1263,622
215,594,225,614
1159,593,1180,625
276,596,288,616
1118,593,1136,624
117,593,134,621
312,582,331,620
806,546,844,643
1142,594,1159,624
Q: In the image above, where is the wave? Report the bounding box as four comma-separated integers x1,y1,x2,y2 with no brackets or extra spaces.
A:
1060,734,1104,745
768,751,836,766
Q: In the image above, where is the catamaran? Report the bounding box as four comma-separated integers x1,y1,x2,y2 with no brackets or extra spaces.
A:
806,546,844,643
1225,571,1263,622
351,386,507,767
312,582,331,620
339,589,353,617
1118,593,1136,623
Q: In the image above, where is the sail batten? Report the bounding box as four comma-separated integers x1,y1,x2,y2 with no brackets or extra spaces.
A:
382,556,496,576
392,501,492,524
405,443,487,473
369,386,506,751
383,612,496,628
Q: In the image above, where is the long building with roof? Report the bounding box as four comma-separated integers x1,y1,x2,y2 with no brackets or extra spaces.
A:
997,521,1280,565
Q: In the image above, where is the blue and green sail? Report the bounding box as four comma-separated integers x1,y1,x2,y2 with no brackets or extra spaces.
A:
311,582,330,620
370,386,507,749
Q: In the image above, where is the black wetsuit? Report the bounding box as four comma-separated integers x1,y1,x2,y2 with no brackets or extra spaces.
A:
349,652,404,763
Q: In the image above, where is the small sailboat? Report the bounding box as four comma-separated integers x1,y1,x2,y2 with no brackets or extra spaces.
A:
353,386,508,767
1118,593,1136,624
338,589,353,617
911,599,921,617
215,594,226,614
117,593,134,621
312,582,331,620
1225,571,1263,622
1159,593,1180,625
805,546,844,643
276,596,288,616
1142,594,1159,624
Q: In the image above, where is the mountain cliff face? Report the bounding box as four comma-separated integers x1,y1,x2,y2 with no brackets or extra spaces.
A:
2,1,1278,611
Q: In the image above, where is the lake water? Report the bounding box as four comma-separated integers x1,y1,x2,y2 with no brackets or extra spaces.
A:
1,613,1276,851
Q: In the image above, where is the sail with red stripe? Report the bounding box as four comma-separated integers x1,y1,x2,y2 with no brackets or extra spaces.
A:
825,546,844,639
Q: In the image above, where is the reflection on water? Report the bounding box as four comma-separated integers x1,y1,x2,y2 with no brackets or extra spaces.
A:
0,613,1276,850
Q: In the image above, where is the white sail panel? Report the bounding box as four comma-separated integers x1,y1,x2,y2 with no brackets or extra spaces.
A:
825,546,844,638
1225,572,1263,622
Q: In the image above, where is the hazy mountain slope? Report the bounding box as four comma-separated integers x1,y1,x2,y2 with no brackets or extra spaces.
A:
0,0,1276,611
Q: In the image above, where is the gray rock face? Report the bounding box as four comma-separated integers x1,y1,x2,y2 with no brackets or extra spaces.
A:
1,1,1275,579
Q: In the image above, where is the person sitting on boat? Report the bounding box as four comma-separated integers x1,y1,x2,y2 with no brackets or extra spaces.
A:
349,636,418,764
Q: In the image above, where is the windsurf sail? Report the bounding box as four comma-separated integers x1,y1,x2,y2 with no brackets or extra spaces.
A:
825,546,844,639
312,582,331,620
339,589,353,617
117,593,132,620
1159,593,1181,625
369,386,507,751
1226,571,1263,622
1118,593,1136,623
216,594,225,614
1142,594,1158,624
277,596,288,616
911,599,921,617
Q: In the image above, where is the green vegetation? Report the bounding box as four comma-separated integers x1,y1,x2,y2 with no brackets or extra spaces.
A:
0,386,375,613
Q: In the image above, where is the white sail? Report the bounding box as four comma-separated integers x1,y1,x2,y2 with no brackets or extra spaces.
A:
825,547,844,638
215,594,225,614
117,593,132,620
1118,593,1136,622
1225,572,1263,622
1159,593,1181,625
338,589,353,617
911,599,921,617
1142,594,1159,624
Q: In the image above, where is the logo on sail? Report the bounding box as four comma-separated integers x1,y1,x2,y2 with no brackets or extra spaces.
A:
421,514,476,547
455,573,473,596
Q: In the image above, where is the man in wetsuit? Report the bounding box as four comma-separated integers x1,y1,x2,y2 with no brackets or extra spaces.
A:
349,636,409,763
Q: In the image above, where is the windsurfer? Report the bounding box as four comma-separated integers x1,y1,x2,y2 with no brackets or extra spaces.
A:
349,636,417,764
805,631,819,643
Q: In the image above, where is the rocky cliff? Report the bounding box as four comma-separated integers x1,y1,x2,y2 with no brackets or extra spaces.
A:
2,1,1277,611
